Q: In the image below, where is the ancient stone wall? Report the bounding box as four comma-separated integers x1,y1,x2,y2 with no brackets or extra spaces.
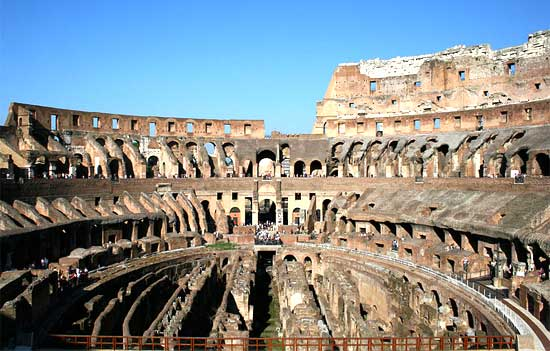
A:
314,30,550,136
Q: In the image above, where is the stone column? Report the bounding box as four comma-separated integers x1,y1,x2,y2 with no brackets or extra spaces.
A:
131,222,139,242
147,220,154,237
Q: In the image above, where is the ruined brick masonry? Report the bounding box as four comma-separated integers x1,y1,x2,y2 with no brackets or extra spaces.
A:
0,30,549,350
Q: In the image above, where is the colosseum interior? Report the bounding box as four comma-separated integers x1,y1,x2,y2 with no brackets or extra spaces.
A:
0,30,549,351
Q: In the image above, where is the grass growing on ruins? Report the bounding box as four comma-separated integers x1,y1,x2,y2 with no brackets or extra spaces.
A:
206,242,238,251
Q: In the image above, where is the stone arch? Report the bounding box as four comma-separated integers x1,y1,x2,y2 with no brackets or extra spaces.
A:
512,148,529,174
108,159,121,180
292,208,301,225
204,142,218,177
72,154,89,178
449,298,459,317
283,254,297,262
96,137,106,146
534,153,549,176
259,198,276,224
114,139,135,178
466,310,475,329
348,142,364,165
229,207,240,227
280,144,291,177
310,160,322,176
241,160,253,177
293,160,305,177
431,290,442,308
147,156,159,178
257,149,276,178
331,142,344,159
322,199,331,221
205,142,216,156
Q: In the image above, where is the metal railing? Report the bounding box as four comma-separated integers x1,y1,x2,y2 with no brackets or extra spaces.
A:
49,334,515,351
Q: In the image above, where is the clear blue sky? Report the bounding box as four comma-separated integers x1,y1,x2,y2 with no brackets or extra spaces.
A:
0,1,548,134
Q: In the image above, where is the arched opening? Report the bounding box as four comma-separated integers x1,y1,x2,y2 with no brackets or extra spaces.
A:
229,207,240,227
186,142,200,177
73,154,88,178
283,255,297,262
147,156,159,178
96,138,105,147
304,256,313,281
109,159,120,180
322,199,331,221
292,208,301,225
294,160,305,177
222,143,235,177
449,298,459,317
115,139,135,178
516,149,529,174
201,200,216,233
310,160,322,176
259,199,276,224
96,165,103,177
348,142,364,165
242,160,253,177
466,310,475,329
494,154,507,177
431,290,442,308
167,140,179,152
331,142,344,159
535,153,550,176
280,144,290,177
204,142,217,177
205,142,216,156
257,150,276,178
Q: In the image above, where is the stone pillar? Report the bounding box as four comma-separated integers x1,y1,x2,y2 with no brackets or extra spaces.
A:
337,163,344,178
252,202,258,226
276,205,283,226
147,220,154,237
160,217,168,238
511,242,519,264
131,222,139,242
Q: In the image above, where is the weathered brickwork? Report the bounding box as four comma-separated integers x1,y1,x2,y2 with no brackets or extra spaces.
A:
0,30,549,350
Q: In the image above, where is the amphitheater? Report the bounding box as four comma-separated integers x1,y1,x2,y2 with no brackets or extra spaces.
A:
0,30,549,351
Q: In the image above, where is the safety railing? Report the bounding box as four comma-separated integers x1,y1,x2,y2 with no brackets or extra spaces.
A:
49,334,515,351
